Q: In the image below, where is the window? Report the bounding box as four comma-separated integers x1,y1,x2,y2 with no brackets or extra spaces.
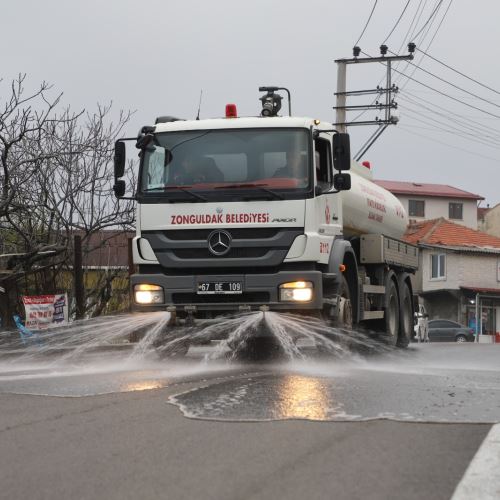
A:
431,253,446,279
139,128,312,202
449,202,463,220
314,138,332,188
430,320,459,328
409,199,425,217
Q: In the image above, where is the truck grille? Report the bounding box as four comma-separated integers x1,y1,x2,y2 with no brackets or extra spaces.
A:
172,247,269,259
141,227,303,269
164,228,279,240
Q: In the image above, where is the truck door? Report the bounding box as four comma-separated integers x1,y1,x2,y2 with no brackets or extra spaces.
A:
314,134,339,232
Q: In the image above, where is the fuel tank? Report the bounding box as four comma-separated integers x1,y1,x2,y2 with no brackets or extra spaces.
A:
341,162,408,239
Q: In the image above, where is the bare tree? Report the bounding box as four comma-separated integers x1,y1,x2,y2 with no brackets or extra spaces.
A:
0,75,135,327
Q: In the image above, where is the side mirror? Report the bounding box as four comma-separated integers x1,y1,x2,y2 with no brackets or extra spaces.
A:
332,133,351,171
114,141,126,178
113,180,126,198
333,173,351,191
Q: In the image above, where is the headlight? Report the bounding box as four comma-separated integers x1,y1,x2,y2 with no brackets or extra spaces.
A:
279,281,313,302
134,284,164,304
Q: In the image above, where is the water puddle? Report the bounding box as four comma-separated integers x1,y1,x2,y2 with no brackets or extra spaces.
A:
169,352,500,423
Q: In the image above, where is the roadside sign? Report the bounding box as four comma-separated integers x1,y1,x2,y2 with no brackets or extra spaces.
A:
22,294,69,330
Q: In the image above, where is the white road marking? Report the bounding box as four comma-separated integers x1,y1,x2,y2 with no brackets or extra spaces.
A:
451,423,500,500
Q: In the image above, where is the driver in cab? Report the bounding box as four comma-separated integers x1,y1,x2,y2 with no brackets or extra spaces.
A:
171,154,224,185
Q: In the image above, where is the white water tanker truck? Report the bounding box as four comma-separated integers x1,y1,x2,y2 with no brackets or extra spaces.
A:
113,88,418,349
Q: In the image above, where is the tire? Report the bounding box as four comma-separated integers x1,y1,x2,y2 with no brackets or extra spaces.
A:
381,279,400,346
397,283,413,348
322,275,353,329
455,334,467,343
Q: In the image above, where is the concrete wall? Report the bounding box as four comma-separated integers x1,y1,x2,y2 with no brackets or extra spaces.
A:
397,195,478,229
480,203,500,238
460,252,500,289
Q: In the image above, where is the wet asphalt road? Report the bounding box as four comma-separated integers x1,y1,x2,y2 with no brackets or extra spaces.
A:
0,343,499,500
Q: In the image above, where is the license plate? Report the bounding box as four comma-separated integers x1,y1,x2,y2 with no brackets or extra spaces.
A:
197,281,243,295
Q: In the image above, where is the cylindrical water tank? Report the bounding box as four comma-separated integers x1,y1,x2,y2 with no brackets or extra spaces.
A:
341,163,408,240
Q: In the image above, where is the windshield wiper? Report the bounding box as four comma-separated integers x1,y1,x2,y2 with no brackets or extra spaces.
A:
214,183,284,200
143,186,207,201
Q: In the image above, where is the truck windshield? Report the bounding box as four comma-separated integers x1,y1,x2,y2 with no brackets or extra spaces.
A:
140,128,311,201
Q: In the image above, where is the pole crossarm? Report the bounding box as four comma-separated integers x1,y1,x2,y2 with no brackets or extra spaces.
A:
333,119,397,126
335,87,398,96
333,103,397,111
335,54,413,64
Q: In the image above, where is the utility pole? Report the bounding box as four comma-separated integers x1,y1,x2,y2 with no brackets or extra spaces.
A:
74,234,85,320
334,43,415,159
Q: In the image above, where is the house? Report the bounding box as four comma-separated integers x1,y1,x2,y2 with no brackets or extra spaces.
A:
374,180,484,230
404,218,500,336
478,203,500,238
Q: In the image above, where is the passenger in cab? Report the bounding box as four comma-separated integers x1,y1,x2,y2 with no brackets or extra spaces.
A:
273,151,308,187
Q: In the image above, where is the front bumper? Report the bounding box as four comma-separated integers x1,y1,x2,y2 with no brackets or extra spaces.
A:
130,270,323,312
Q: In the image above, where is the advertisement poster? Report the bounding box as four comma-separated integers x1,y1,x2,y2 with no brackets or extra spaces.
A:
22,294,69,330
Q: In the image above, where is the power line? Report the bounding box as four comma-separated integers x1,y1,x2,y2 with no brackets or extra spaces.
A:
411,0,443,40
401,100,500,143
397,125,500,163
399,91,500,138
404,123,500,151
362,50,500,119
354,0,379,47
401,106,500,149
397,0,453,90
391,50,500,110
351,0,425,123
382,0,412,44
416,48,500,96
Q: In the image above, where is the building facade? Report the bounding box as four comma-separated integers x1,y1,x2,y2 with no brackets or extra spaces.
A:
405,218,500,337
374,180,483,230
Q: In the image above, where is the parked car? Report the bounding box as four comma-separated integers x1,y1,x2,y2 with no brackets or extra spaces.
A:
427,319,475,343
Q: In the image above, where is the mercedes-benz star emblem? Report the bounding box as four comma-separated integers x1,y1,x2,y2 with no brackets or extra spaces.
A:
207,230,232,256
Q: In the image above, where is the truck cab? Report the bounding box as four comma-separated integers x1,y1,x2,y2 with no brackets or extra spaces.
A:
117,112,351,315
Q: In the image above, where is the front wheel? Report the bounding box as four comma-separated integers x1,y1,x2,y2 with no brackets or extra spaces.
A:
322,275,353,330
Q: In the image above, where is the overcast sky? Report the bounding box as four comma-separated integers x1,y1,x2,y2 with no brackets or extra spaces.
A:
2,0,500,205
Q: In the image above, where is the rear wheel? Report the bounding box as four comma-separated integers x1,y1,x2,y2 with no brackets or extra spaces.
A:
397,283,413,348
456,334,467,343
381,279,400,346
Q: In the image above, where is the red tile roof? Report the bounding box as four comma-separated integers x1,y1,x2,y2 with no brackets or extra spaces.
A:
374,180,484,200
404,218,500,250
